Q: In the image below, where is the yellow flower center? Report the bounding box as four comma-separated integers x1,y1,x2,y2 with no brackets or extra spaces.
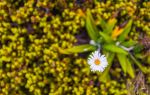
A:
94,59,101,65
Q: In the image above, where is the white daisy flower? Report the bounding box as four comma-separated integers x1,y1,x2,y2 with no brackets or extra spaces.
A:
87,50,108,72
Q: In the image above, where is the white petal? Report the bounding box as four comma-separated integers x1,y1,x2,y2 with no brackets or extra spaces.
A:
87,50,108,72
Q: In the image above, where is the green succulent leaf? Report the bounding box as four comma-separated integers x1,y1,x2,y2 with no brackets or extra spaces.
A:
59,44,96,54
126,58,135,78
118,19,133,42
104,18,117,34
86,9,99,42
117,54,127,74
133,44,144,53
103,44,128,55
135,53,146,59
121,40,137,47
100,53,115,82
97,16,107,30
129,53,146,73
99,32,114,43
98,17,117,34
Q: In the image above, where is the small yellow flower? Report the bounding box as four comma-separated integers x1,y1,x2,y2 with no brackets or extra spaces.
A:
77,9,85,17
108,18,116,24
111,26,123,40
88,51,108,72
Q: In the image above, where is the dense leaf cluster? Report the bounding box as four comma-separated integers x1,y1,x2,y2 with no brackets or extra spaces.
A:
0,0,149,95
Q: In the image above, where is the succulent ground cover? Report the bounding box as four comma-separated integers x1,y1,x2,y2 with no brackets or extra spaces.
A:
0,0,150,95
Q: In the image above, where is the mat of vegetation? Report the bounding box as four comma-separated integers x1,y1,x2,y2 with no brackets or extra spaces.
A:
0,0,150,95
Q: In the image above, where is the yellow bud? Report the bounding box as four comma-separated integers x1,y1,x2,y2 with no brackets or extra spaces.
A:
111,26,123,40
77,9,85,18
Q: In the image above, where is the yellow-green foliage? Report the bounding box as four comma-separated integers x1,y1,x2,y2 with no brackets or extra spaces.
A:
0,0,149,95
